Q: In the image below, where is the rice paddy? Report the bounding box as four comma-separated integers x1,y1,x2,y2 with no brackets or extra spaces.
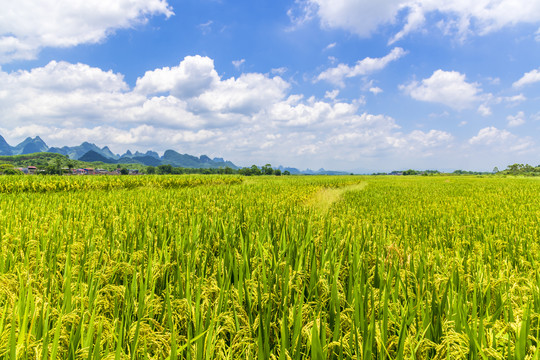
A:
0,174,539,359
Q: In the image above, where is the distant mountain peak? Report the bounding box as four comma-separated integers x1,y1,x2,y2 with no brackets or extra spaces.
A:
12,136,49,155
200,155,212,163
145,150,159,159
0,135,12,156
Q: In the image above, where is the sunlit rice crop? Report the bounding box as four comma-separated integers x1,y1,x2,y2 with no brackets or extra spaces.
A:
0,175,539,359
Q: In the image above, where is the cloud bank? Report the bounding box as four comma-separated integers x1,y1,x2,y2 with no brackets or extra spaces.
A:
0,56,460,170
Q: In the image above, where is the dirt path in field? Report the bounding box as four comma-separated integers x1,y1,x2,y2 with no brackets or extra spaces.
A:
306,182,367,213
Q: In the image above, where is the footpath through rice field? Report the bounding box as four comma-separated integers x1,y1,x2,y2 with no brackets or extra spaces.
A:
0,174,539,359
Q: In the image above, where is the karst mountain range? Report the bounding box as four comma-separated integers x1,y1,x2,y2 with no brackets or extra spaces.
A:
0,135,238,169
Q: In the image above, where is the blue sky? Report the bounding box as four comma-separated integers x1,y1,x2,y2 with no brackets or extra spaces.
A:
0,0,539,172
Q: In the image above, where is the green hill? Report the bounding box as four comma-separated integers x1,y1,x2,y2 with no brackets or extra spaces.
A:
0,152,67,167
78,150,116,164
0,152,147,172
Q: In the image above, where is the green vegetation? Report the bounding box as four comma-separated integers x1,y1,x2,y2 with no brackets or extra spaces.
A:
147,163,286,176
237,164,283,176
0,164,23,175
451,170,493,175
0,175,539,358
376,169,493,176
0,152,67,168
0,152,288,176
0,174,242,193
0,153,150,173
500,163,540,176
147,164,236,175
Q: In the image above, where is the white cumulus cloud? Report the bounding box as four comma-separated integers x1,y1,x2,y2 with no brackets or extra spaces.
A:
325,90,339,100
513,68,540,88
477,104,492,117
0,61,138,126
135,55,220,98
3,60,129,92
469,127,513,145
401,70,483,110
503,94,527,104
0,0,173,63
405,129,454,150
271,67,288,75
324,42,337,51
467,126,535,158
300,0,540,42
317,47,407,87
232,59,246,69
388,3,425,44
507,111,526,127
191,73,290,115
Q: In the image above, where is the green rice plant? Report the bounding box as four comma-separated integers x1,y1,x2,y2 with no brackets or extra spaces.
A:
0,175,538,358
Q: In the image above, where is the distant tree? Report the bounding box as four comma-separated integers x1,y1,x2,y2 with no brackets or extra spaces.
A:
283,170,291,176
224,167,233,174
120,168,129,175
0,164,20,175
43,158,63,175
493,166,499,173
67,160,75,173
507,164,523,173
238,167,252,176
274,169,281,176
504,163,540,176
146,166,156,174
157,164,173,175
44,165,60,175
3,168,22,175
250,165,261,176
262,164,274,175
53,157,63,173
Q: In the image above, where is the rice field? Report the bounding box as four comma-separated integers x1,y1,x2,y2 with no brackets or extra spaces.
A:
0,174,539,359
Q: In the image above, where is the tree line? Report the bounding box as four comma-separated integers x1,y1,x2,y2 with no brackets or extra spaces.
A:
499,164,540,176
145,163,289,176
